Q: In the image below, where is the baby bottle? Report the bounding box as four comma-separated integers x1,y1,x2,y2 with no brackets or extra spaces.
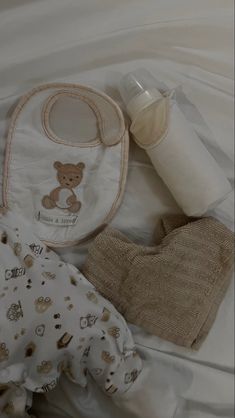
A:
119,69,231,216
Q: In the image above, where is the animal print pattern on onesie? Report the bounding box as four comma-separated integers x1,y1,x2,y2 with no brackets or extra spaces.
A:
0,210,142,416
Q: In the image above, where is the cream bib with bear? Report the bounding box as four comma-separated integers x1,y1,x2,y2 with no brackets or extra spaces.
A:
3,83,129,247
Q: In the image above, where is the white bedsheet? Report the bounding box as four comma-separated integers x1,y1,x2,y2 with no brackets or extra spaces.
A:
0,1,234,417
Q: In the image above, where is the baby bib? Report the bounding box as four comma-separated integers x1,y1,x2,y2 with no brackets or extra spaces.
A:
3,83,129,247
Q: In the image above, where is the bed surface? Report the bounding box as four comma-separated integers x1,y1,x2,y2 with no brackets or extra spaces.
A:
0,1,234,417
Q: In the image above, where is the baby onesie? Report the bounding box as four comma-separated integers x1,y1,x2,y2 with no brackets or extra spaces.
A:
0,210,142,417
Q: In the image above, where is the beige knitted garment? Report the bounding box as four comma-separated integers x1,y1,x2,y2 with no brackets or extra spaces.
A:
82,215,234,349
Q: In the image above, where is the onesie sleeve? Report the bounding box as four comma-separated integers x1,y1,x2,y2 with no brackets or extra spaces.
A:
83,303,143,397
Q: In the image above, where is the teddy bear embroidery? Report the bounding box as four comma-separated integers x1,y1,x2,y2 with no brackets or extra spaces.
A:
42,161,85,213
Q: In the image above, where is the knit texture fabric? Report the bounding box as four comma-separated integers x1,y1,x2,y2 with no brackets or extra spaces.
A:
82,216,234,349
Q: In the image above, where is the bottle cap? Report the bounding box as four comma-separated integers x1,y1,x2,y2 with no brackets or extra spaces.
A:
119,69,163,120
